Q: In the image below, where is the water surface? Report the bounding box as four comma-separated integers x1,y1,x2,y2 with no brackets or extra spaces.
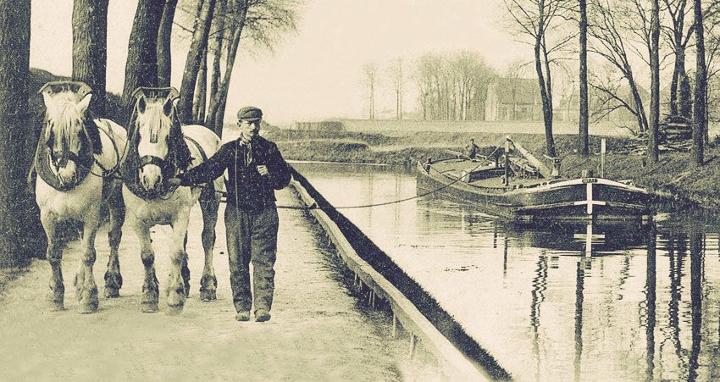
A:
292,161,720,382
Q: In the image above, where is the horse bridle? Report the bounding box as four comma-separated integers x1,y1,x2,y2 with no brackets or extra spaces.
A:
133,106,182,185
47,125,94,172
138,152,174,177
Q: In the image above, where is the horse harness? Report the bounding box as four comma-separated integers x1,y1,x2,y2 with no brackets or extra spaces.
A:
34,118,116,192
122,124,210,201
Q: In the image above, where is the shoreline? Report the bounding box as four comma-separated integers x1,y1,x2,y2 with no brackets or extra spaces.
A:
268,129,720,215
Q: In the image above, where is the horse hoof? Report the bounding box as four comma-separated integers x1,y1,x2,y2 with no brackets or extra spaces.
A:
200,289,217,302
166,304,183,316
79,301,98,314
49,301,65,312
141,303,159,313
47,290,65,311
79,288,99,313
104,287,120,298
104,273,123,294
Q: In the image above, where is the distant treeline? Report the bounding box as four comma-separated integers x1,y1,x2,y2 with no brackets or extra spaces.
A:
416,51,495,121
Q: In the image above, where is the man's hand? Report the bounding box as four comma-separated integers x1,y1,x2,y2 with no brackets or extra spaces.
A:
256,165,269,176
167,177,183,187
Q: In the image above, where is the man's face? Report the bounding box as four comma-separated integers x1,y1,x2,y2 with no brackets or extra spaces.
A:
237,120,260,142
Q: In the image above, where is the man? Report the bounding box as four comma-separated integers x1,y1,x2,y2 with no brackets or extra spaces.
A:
169,106,291,322
465,138,480,159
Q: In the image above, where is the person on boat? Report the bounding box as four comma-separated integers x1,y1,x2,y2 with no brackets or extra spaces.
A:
169,106,291,323
465,138,480,159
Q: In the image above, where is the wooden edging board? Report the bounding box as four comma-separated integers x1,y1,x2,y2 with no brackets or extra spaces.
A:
290,179,493,381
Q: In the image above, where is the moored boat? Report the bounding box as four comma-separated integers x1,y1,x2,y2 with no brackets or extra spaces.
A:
417,156,653,222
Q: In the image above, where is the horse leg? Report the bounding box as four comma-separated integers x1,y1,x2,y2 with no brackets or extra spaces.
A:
134,222,159,313
166,210,191,313
42,212,65,311
171,222,191,298
181,233,190,297
74,213,100,314
104,188,125,298
199,191,219,302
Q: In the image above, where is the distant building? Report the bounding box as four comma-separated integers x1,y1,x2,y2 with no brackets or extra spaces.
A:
294,120,344,131
485,78,542,121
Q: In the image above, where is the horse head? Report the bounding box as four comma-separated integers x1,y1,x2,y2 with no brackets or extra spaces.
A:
133,88,180,193
40,81,94,187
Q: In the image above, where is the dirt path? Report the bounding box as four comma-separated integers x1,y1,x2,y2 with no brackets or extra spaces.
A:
0,189,442,381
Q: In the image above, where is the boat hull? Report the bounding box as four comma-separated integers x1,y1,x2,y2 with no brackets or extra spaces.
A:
417,161,652,222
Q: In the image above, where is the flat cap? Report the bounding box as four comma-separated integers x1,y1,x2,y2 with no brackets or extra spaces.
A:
237,106,263,121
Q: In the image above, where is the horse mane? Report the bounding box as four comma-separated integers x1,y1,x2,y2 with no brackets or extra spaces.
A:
134,102,192,170
83,113,103,155
44,92,101,155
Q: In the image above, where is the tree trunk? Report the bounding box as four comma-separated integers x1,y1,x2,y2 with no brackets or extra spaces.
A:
648,0,660,163
535,25,556,157
122,0,164,122
579,0,589,158
668,0,687,116
192,47,208,124
627,69,649,133
208,0,228,121
72,0,108,116
215,94,228,135
679,73,692,117
207,1,248,136
157,0,178,88
178,0,217,124
670,47,686,116
0,0,41,266
693,0,706,165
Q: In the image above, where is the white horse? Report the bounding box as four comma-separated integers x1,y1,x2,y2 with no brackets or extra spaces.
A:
121,88,222,313
34,81,127,313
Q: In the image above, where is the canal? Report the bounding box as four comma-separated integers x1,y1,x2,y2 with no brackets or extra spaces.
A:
292,161,720,382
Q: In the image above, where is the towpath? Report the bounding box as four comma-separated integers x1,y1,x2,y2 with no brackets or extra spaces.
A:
0,189,442,381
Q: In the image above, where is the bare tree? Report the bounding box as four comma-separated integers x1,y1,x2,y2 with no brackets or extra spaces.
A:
362,63,377,120
649,0,660,162
579,0,589,157
192,47,208,123
72,0,109,116
209,0,228,114
702,5,720,139
0,0,40,265
122,0,165,119
388,58,404,120
588,0,650,134
206,0,248,134
204,0,299,135
178,0,216,124
693,0,706,165
663,0,720,117
415,52,494,121
451,51,491,121
505,0,574,157
157,0,179,87
664,0,691,116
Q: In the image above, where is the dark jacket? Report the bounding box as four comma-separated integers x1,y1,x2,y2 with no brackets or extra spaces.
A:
179,136,291,210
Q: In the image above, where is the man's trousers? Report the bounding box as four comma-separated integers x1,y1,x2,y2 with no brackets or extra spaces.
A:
224,203,279,314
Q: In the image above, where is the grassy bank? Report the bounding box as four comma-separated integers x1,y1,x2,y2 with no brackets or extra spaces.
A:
266,128,720,211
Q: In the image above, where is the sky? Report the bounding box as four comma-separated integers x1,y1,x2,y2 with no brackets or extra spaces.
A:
30,0,529,126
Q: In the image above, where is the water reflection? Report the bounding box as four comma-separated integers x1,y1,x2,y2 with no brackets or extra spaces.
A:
645,225,656,382
291,162,720,381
